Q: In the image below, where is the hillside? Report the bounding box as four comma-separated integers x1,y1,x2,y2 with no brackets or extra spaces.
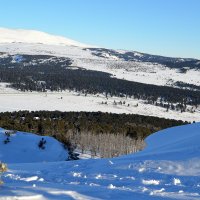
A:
0,123,200,199
0,28,200,122
0,27,200,89
0,27,91,47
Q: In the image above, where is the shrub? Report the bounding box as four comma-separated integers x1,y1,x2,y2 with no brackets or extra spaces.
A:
38,138,46,149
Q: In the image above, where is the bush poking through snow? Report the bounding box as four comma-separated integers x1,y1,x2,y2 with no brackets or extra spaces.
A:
4,136,10,144
3,130,16,144
0,162,7,184
38,138,46,149
5,130,16,137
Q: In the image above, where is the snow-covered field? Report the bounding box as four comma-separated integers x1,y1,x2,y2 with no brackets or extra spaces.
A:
1,123,200,199
0,28,200,123
74,58,200,87
0,84,199,122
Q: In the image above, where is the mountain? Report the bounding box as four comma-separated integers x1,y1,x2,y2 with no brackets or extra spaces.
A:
0,27,199,88
1,123,200,199
0,27,91,47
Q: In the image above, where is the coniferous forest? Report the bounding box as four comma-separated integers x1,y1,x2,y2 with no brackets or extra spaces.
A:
0,54,200,110
0,54,197,157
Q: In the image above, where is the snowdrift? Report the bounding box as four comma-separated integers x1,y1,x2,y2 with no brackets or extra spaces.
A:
126,122,200,161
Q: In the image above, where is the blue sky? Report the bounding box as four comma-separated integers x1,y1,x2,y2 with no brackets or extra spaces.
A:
0,0,199,59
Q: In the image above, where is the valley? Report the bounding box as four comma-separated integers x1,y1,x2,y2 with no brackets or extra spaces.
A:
0,27,200,200
0,87,199,122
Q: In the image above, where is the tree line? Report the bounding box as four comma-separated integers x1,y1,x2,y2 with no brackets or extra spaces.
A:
0,54,200,109
0,111,187,158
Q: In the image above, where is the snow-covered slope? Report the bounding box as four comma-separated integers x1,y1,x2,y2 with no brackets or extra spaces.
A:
126,122,200,160
0,27,91,47
0,128,68,163
1,123,200,199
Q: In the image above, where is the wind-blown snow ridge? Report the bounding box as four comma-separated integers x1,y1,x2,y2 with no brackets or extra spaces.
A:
0,27,92,47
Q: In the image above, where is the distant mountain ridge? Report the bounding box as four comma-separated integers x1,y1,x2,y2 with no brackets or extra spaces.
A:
0,27,199,62
0,27,91,47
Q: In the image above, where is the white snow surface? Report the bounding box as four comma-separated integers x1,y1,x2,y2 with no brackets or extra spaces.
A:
0,27,92,47
0,85,199,122
1,123,200,199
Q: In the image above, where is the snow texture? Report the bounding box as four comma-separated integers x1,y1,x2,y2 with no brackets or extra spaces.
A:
0,128,68,163
0,27,92,47
0,123,200,199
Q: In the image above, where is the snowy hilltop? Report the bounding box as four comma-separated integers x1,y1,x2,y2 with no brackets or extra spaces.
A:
0,128,68,163
0,123,200,199
0,27,91,47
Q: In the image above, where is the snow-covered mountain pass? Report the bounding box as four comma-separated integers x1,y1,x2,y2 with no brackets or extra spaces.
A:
1,123,200,199
0,27,200,89
0,128,68,163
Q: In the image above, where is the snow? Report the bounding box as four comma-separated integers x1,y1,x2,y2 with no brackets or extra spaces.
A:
0,123,200,199
0,86,199,122
0,128,68,163
142,179,160,185
131,122,200,160
0,27,92,47
173,178,181,186
0,28,200,198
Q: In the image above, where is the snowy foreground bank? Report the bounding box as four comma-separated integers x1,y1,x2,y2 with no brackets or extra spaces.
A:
0,123,200,199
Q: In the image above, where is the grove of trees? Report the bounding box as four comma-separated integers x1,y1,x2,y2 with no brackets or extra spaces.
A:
0,111,187,158
0,54,200,109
